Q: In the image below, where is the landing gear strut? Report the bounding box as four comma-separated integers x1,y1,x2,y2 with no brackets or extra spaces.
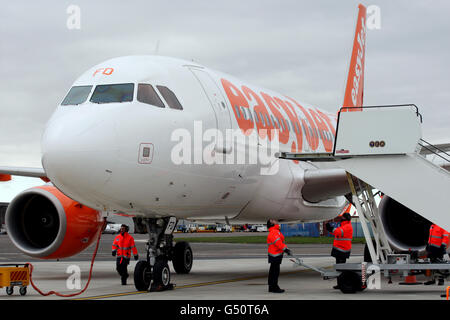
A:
134,217,193,292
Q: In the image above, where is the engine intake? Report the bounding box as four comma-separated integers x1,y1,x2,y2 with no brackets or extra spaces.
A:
6,185,103,259
379,195,431,252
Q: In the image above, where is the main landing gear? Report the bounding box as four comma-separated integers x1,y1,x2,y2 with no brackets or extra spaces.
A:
134,217,193,292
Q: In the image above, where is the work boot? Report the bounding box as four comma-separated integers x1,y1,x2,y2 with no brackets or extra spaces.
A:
438,278,444,286
121,276,127,285
269,286,285,293
333,285,340,290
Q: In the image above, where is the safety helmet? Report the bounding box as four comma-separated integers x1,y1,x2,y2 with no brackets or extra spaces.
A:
341,212,352,221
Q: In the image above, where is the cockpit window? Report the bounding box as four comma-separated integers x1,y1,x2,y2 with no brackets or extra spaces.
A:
61,85,92,105
90,83,134,104
137,84,165,108
156,85,183,110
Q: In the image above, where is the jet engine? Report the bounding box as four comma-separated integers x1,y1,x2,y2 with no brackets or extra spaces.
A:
379,195,432,253
5,185,104,259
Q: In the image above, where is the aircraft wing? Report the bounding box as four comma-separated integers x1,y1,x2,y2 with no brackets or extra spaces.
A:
0,166,47,178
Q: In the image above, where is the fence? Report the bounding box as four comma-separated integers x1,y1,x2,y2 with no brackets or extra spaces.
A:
281,220,371,238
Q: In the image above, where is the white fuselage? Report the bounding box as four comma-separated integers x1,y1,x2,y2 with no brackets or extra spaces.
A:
41,56,346,223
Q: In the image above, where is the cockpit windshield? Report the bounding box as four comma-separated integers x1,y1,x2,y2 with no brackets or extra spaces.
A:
61,85,92,105
90,83,134,104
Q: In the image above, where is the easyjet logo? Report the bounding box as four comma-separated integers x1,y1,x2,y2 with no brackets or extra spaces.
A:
351,17,366,106
220,78,335,153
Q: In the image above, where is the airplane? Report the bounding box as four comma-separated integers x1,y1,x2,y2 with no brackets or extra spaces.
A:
0,4,447,292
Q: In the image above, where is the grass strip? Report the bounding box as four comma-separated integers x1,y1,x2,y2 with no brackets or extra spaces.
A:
174,236,366,244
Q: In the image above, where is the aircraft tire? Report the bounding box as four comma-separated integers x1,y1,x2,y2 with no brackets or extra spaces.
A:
153,258,171,287
337,271,362,294
134,260,152,291
173,241,193,274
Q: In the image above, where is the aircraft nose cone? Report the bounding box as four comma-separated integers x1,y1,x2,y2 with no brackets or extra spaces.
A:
41,111,119,205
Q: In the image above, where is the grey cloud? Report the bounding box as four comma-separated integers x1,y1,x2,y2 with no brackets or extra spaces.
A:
1,0,450,165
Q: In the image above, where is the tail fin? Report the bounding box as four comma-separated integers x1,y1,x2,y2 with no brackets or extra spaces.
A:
339,204,352,216
342,4,367,111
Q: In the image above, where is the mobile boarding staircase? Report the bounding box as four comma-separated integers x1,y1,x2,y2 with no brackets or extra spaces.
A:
278,104,450,294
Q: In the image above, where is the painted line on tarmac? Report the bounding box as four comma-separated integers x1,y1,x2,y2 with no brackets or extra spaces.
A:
73,268,321,300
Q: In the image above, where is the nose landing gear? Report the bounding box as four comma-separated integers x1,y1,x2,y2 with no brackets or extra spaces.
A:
133,217,193,292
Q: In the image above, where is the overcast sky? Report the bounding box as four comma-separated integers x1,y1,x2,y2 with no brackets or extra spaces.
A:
1,0,449,169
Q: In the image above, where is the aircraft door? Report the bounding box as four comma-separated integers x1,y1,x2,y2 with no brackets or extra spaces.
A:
189,68,232,153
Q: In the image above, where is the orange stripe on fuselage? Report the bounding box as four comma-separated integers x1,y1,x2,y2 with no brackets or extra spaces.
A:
0,174,12,181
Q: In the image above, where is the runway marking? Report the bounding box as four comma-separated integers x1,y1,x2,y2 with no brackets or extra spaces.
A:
73,268,324,300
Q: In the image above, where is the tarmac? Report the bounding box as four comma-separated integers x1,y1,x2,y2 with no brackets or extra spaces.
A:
0,233,448,301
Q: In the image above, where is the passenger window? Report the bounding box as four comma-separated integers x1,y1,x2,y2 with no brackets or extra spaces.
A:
137,84,165,107
270,115,278,128
235,106,241,118
241,107,248,120
283,119,287,131
247,109,253,122
61,85,92,105
260,113,266,126
254,111,259,123
156,85,183,110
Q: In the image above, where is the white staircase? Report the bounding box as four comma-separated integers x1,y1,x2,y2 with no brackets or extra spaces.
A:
346,172,392,264
279,104,450,232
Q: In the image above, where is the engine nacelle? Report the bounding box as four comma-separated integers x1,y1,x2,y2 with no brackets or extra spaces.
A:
379,195,431,253
5,185,103,259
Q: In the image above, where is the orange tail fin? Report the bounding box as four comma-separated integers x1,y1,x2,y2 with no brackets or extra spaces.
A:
339,204,352,216
342,4,367,111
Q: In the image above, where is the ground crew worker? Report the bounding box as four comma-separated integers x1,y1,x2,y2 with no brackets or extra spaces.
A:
326,212,353,264
426,224,445,263
112,224,139,285
266,219,291,293
326,212,353,289
425,224,448,285
442,229,449,258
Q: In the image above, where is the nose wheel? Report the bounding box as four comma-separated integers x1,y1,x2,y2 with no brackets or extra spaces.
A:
134,260,152,291
133,217,191,292
150,258,172,291
173,241,193,274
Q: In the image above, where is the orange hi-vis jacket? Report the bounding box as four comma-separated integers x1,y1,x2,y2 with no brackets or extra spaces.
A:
332,220,353,253
112,232,138,261
443,229,449,249
428,224,447,248
267,225,287,258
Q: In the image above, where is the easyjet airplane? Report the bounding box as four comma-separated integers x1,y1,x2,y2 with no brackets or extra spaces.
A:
0,4,438,291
